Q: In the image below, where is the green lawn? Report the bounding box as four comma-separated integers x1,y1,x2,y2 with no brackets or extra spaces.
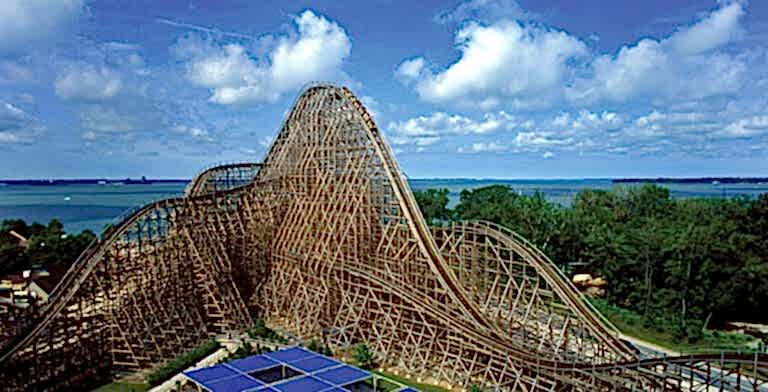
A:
373,370,450,392
91,382,149,392
590,298,758,353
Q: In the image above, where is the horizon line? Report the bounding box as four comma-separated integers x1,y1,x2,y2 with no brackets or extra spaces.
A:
2,176,768,182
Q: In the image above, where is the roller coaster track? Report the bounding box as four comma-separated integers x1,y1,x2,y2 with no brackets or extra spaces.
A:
1,84,766,391
185,162,262,197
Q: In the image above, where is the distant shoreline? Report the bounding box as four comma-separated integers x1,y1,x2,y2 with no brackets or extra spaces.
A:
613,177,768,184
1,177,767,186
0,179,189,186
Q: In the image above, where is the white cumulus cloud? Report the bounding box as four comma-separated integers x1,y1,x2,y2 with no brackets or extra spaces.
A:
0,60,33,84
394,58,426,83
395,20,588,107
0,101,45,144
666,0,745,56
178,10,351,105
552,109,623,132
55,64,122,101
457,141,507,153
386,111,516,146
435,0,535,24
513,131,572,148
79,106,144,134
567,1,748,104
400,0,756,114
720,116,768,138
0,0,84,54
172,124,209,138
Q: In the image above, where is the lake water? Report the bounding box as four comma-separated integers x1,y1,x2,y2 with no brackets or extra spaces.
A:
1,179,767,234
0,183,187,234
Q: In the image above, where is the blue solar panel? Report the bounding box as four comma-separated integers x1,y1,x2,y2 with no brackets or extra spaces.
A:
273,376,334,392
264,347,315,363
314,365,369,385
184,364,239,383
183,347,374,392
228,355,279,372
207,374,263,392
289,355,339,372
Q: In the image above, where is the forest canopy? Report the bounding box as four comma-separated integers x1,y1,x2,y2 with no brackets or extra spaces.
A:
414,184,768,344
0,219,96,277
2,184,766,348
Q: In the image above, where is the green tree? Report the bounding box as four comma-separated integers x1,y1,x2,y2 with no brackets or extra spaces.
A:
413,183,768,345
413,188,451,224
455,185,563,255
0,218,96,277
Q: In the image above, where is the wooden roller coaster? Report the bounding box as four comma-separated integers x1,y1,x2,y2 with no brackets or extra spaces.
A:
0,84,766,391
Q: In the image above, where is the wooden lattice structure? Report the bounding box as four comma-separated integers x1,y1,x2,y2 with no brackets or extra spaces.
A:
1,84,766,391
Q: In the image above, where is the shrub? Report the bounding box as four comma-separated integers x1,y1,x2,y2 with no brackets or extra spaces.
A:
146,339,220,386
305,339,334,357
247,319,289,344
354,343,374,369
307,339,320,352
227,339,252,360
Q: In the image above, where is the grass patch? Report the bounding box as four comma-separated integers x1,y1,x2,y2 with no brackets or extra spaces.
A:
91,382,149,392
247,319,289,344
373,370,450,392
590,298,757,353
146,338,220,386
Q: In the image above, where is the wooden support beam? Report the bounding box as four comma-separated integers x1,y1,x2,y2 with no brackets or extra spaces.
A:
1,84,766,391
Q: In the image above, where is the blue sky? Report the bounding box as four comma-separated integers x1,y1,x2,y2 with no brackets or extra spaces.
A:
1,0,767,179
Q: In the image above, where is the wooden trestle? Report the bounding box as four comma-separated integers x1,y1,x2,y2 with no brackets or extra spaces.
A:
0,84,766,391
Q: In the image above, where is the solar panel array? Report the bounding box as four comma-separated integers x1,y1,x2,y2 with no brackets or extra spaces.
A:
183,347,375,392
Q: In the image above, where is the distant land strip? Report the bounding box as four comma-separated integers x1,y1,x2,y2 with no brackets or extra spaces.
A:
2,177,768,186
0,179,189,186
613,177,768,184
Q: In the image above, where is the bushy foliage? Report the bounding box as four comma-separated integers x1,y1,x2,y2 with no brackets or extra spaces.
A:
306,339,333,356
146,339,220,386
591,298,757,350
0,219,95,276
455,186,562,253
247,319,289,343
227,339,253,360
413,188,451,224
354,342,374,369
414,185,768,343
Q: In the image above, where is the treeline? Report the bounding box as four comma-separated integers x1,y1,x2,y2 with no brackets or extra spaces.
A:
613,177,768,184
414,185,768,343
0,219,96,277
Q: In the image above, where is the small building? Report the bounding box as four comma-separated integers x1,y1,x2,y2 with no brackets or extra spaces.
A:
0,275,27,306
26,281,50,302
0,264,66,308
0,275,26,292
27,264,66,303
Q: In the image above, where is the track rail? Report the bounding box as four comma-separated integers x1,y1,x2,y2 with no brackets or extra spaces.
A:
0,165,257,364
472,220,633,357
339,86,501,335
337,87,767,389
185,162,261,197
2,84,765,391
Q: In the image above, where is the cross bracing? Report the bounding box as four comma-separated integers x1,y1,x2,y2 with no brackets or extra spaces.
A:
0,84,766,391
